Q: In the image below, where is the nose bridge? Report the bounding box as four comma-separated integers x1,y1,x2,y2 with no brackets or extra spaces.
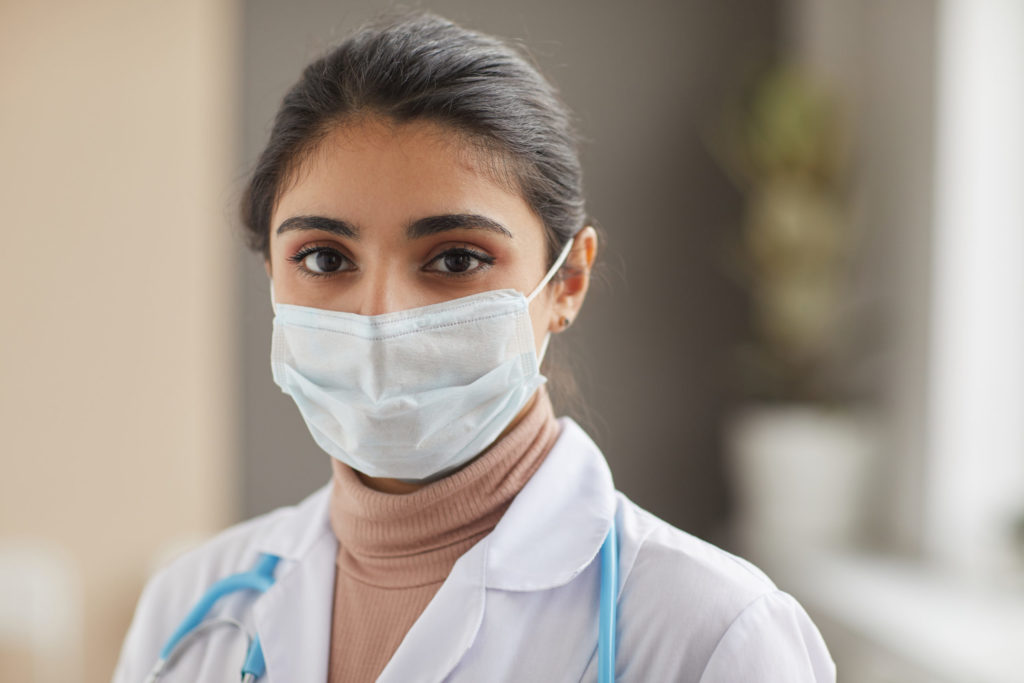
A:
355,260,401,316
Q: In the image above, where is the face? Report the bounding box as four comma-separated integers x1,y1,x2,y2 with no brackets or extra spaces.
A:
267,116,588,356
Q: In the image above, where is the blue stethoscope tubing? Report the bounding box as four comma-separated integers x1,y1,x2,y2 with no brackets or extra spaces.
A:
150,519,619,681
597,515,619,683
146,553,279,682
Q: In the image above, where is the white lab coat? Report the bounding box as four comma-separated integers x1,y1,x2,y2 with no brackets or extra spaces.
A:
113,418,836,682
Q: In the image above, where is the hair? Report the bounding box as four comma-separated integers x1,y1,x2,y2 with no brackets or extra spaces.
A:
239,10,588,270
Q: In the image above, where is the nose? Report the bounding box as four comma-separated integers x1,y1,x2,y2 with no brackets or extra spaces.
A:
351,264,409,316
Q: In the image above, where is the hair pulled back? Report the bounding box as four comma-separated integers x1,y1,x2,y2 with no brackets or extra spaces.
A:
240,11,586,267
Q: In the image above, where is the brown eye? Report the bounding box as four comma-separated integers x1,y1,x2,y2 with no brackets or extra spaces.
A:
443,252,473,272
426,247,495,276
301,248,347,274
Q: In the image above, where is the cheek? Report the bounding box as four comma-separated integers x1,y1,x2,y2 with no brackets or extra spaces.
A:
266,237,313,305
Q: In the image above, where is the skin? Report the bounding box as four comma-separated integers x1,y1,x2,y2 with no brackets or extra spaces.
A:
266,115,598,493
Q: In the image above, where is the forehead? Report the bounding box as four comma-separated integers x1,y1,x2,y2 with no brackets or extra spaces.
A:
271,117,536,236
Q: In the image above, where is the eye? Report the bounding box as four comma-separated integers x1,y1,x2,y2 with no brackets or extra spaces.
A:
425,247,495,276
288,246,352,276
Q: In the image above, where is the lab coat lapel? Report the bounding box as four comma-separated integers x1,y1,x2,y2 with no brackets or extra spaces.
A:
486,417,616,591
250,483,338,683
252,531,337,683
376,537,488,683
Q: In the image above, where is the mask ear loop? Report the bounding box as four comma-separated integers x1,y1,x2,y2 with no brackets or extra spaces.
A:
526,238,574,304
527,238,575,366
536,330,554,366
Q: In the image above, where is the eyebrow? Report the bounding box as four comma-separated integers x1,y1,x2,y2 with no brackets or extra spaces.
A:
406,214,513,240
276,215,358,238
275,213,512,240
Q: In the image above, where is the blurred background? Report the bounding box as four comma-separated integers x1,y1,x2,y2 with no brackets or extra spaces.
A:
1,0,1022,681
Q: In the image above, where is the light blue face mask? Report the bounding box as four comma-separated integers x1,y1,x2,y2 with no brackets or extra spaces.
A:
269,240,573,481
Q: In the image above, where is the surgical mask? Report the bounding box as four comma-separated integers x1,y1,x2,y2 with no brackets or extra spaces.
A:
270,240,572,481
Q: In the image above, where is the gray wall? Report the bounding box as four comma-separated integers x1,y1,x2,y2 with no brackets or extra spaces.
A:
237,0,781,541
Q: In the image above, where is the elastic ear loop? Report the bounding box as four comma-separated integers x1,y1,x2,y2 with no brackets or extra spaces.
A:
528,239,574,367
526,239,574,303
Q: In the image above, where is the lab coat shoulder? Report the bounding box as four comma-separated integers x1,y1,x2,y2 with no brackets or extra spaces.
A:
112,489,329,683
613,494,836,682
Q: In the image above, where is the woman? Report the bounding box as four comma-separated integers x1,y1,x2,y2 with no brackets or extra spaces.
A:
115,11,835,682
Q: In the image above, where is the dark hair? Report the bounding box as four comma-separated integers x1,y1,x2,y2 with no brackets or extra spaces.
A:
240,10,587,269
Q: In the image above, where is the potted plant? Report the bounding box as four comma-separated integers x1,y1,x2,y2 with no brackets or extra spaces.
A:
716,66,878,553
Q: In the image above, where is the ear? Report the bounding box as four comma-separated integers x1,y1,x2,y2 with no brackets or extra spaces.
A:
548,226,598,333
263,257,273,279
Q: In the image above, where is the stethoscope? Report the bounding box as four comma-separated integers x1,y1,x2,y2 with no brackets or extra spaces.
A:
147,518,619,682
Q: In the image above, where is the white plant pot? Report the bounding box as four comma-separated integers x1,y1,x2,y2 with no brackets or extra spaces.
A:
726,404,877,552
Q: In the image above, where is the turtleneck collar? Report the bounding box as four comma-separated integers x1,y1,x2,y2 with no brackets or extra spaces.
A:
327,386,561,588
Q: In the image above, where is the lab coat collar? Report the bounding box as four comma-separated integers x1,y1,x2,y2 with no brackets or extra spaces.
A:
484,416,616,591
254,477,334,561
248,416,615,683
378,416,616,682
253,415,616,588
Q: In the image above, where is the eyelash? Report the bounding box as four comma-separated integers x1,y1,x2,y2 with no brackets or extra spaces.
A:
285,245,496,279
426,247,496,277
287,245,349,279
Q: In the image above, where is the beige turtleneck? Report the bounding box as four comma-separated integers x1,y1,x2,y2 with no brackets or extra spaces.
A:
326,386,561,682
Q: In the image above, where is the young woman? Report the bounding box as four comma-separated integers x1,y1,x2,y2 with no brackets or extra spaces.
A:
115,11,835,682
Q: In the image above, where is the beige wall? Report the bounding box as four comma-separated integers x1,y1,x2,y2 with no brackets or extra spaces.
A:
0,1,239,681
